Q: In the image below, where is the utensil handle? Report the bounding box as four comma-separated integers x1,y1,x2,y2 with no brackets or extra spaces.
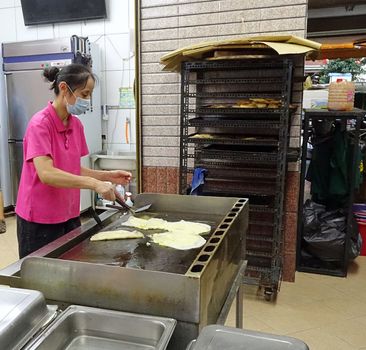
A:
105,204,125,211
88,207,103,227
115,197,134,214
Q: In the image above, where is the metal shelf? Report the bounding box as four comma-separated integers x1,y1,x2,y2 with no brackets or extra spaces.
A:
195,160,277,171
190,107,282,114
188,117,280,131
187,134,278,146
247,234,275,242
303,108,366,118
246,250,274,258
250,220,275,227
297,265,345,277
296,109,364,278
180,58,293,297
203,168,278,180
189,78,282,85
249,205,276,213
185,92,283,99
198,149,278,163
204,179,277,196
245,265,273,273
184,59,288,71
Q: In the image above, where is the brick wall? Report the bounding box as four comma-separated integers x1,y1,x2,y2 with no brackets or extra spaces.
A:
139,0,308,281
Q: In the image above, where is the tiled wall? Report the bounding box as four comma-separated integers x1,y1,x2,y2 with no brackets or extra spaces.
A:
0,0,136,154
139,0,308,282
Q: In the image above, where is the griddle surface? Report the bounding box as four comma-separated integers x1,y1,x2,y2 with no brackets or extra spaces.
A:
59,212,220,274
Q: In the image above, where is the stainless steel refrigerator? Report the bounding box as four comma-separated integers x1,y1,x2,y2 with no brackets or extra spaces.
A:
2,36,101,209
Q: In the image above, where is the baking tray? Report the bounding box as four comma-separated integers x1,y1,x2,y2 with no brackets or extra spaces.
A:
204,178,277,196
198,144,278,163
188,133,278,146
188,117,280,135
204,167,277,181
26,305,176,350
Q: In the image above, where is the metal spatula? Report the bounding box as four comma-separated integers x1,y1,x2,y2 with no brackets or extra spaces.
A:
114,197,152,215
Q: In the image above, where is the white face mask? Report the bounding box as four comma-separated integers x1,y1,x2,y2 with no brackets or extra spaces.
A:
65,84,90,115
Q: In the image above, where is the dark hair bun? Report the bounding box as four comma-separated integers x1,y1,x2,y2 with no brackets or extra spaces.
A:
43,66,60,82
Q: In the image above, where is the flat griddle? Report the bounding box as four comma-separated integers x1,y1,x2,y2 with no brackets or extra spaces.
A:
59,211,220,274
0,194,249,350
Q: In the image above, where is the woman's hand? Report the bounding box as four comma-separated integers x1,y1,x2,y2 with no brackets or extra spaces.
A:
108,170,132,185
94,181,116,201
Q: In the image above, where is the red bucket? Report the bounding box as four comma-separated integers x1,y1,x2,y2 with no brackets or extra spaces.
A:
357,219,366,256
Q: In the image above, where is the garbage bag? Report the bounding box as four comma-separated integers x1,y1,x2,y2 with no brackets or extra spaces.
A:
348,216,363,260
302,201,362,262
305,214,346,261
303,199,325,232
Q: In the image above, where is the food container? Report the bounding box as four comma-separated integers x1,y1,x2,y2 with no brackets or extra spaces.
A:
26,305,176,350
0,286,176,350
328,80,355,111
187,325,309,350
0,286,57,350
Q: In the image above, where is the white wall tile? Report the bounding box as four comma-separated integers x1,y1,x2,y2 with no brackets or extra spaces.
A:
106,109,130,144
15,6,37,41
128,0,135,30
57,21,82,38
81,18,105,37
37,24,55,40
129,109,136,144
89,34,106,71
0,0,14,8
129,56,135,70
99,71,107,106
105,70,131,105
13,0,21,6
129,69,136,87
107,143,133,153
105,33,130,71
105,0,129,34
0,8,16,42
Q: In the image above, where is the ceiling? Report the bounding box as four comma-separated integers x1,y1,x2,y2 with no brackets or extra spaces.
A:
308,0,366,37
308,0,366,9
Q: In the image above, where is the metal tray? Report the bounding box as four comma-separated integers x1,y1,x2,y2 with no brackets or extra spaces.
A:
0,286,57,350
188,133,278,146
204,178,276,196
27,305,176,350
188,325,309,350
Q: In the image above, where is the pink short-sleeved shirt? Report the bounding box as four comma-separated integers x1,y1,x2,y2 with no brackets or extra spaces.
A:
15,102,89,224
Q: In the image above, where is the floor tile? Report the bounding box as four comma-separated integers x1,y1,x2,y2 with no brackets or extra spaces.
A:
288,328,356,350
322,316,366,348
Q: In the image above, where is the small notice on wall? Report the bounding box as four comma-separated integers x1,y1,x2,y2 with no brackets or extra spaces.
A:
119,87,135,109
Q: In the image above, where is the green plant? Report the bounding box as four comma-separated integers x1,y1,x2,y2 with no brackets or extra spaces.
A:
318,58,366,83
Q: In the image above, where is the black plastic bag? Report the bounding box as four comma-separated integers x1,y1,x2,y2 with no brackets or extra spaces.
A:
305,214,346,261
302,200,362,262
303,199,325,232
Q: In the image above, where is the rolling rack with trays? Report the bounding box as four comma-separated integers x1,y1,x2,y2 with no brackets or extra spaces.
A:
297,108,364,277
179,58,294,300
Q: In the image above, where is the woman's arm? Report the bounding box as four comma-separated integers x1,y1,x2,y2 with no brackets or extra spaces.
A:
33,156,116,200
81,167,132,186
80,167,111,182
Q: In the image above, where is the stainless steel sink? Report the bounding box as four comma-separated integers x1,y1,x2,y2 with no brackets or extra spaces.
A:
91,151,136,172
27,305,176,350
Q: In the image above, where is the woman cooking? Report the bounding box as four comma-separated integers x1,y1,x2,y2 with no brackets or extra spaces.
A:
16,63,131,258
